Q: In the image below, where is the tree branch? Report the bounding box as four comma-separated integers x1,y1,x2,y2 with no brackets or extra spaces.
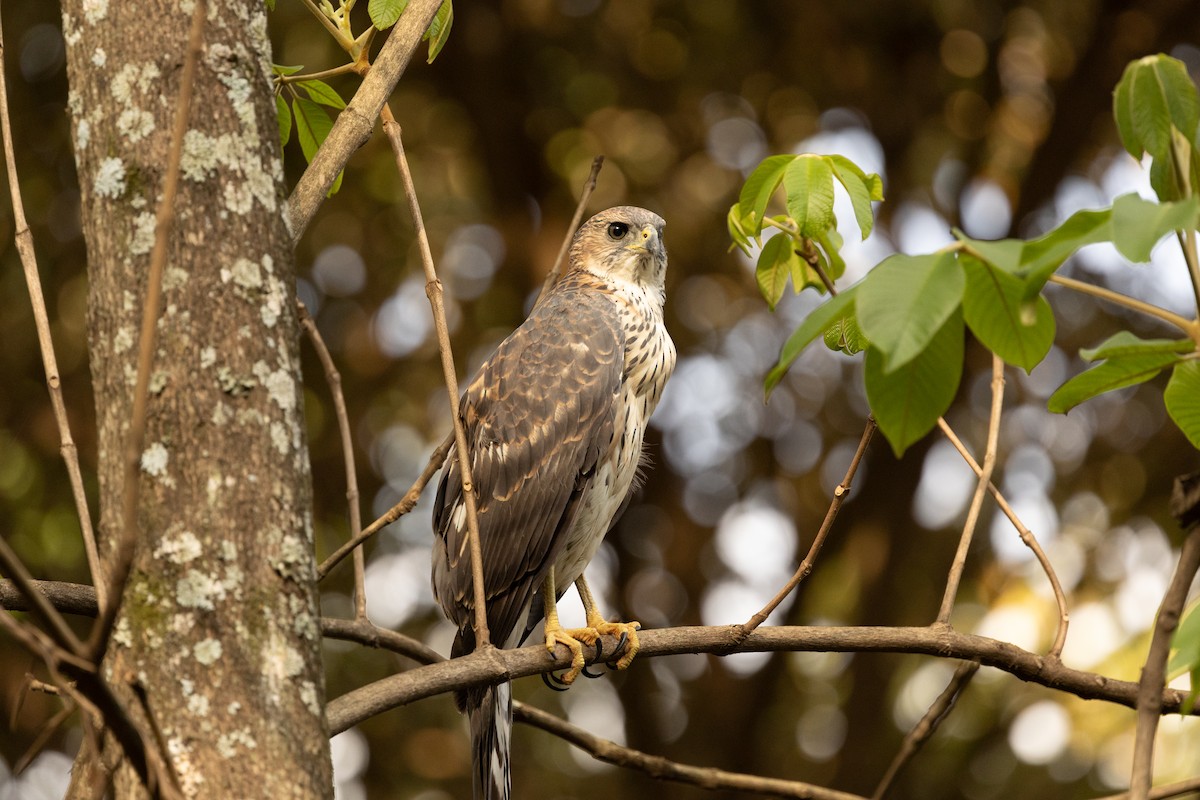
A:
1129,526,1200,800
0,6,101,607
92,0,207,659
297,301,367,618
937,355,1004,623
534,155,604,306
380,107,490,647
513,701,868,800
286,0,443,242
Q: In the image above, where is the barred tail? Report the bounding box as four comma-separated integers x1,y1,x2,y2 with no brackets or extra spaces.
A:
467,681,512,800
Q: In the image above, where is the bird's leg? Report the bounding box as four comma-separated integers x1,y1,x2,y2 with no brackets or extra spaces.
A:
575,575,641,670
542,567,591,686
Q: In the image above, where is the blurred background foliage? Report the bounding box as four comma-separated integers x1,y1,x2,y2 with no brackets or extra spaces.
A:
2,0,1200,798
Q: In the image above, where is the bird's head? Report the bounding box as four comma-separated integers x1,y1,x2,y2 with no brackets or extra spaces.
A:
570,206,667,291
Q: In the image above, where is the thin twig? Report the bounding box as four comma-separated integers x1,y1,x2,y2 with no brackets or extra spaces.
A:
1098,775,1200,800
742,417,876,634
287,0,444,240
380,105,490,648
297,301,367,618
321,616,445,665
0,536,87,658
278,62,359,85
0,9,101,606
871,660,980,799
91,0,207,659
317,433,453,580
935,418,1071,656
14,701,75,774
514,701,868,800
1047,274,1198,341
1129,526,1200,800
534,155,604,306
937,355,1005,623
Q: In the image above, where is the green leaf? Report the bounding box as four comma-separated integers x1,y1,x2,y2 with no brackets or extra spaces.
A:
737,155,795,236
866,310,964,457
1080,331,1194,362
1169,602,1200,676
954,231,1024,272
857,251,964,373
828,154,881,239
961,255,1055,373
783,155,836,238
727,204,755,255
1165,360,1200,450
1018,207,1112,298
272,63,304,77
1113,62,1139,159
265,0,276,11
424,0,453,63
298,79,346,110
765,286,859,397
824,315,867,356
756,234,794,311
813,227,845,284
275,93,291,147
292,97,343,197
1047,352,1184,414
369,0,408,29
1130,58,1175,161
1110,193,1200,262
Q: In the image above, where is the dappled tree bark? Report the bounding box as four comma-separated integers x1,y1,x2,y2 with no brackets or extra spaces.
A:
60,1,332,796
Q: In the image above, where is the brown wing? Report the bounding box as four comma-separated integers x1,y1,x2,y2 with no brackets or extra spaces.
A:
432,283,623,652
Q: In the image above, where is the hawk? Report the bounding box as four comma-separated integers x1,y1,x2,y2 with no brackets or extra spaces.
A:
432,206,676,800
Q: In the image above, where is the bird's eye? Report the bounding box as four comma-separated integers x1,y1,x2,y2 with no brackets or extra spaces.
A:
606,222,629,240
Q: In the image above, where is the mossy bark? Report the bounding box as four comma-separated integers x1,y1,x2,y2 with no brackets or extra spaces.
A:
59,1,332,796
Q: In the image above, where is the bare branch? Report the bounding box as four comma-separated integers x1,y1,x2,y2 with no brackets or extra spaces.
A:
0,538,87,658
320,616,444,666
1129,526,1200,800
380,106,490,648
323,623,1200,735
938,355,1005,623
743,417,876,633
317,433,453,580
535,155,604,306
1098,776,1200,800
287,0,444,241
297,301,367,618
514,701,868,800
0,5,101,606
91,0,208,659
936,417,1071,655
872,660,979,799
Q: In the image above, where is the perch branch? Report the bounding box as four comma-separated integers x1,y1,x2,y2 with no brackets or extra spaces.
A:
0,10,100,606
937,355,1005,623
1129,526,1200,800
297,301,367,617
92,0,207,659
317,433,453,580
380,106,490,647
535,155,604,306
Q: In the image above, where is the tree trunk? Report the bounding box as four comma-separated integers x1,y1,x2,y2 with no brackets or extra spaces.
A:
60,1,332,796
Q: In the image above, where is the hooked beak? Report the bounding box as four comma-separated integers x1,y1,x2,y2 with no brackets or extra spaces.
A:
627,225,664,260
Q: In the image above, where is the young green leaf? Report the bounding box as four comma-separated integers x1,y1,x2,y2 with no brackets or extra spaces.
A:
1132,55,1200,161
1079,331,1194,362
865,310,964,457
1110,193,1200,263
828,154,882,240
1047,352,1183,414
369,0,409,30
727,204,756,255
298,79,347,110
1018,206,1112,298
424,0,454,63
275,94,291,147
1113,61,1138,159
738,155,796,235
1169,602,1200,680
756,234,794,311
1165,360,1200,450
292,96,343,197
824,315,867,356
765,286,860,397
783,155,836,238
272,63,304,77
266,0,276,10
961,255,1054,373
813,227,846,283
857,251,964,373
954,232,1024,272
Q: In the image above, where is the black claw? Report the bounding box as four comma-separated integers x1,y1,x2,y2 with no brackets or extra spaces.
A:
581,664,605,679
603,632,630,669
542,671,571,691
